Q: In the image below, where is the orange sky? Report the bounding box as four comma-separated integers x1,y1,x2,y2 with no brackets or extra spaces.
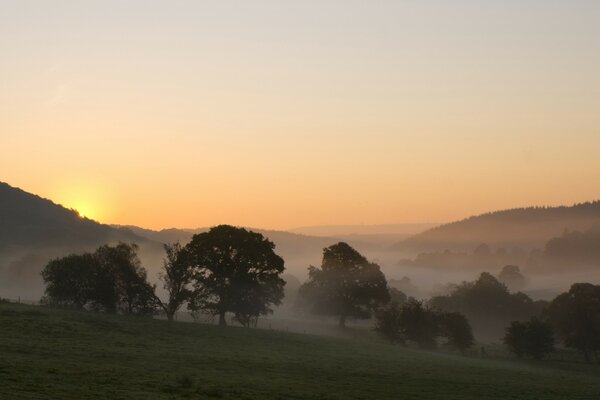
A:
1,1,600,230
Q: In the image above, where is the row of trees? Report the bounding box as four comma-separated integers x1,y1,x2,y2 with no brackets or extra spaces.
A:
375,299,474,353
42,225,285,326
431,272,600,362
42,243,156,315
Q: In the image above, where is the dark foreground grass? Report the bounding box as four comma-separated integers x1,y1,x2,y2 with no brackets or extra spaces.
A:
1,304,599,399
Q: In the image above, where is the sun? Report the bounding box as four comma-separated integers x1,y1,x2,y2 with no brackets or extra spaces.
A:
52,181,113,223
73,203,98,220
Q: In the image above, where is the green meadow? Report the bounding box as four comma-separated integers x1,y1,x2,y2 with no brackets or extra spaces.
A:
1,303,599,400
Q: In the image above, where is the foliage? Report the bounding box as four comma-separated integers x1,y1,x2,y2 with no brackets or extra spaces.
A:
157,242,194,321
297,242,390,327
504,317,555,360
375,300,474,353
429,272,544,338
186,225,285,326
41,253,98,309
438,312,475,354
497,265,527,291
547,283,600,362
41,243,156,315
374,302,404,344
388,287,408,305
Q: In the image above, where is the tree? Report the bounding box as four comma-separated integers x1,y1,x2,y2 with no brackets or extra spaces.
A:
398,299,439,349
297,242,390,327
375,300,474,353
504,317,555,360
429,272,540,338
498,265,527,291
388,287,408,305
155,242,193,321
186,225,285,327
41,243,157,316
547,283,600,362
41,253,97,309
94,243,156,315
374,302,404,344
439,312,474,354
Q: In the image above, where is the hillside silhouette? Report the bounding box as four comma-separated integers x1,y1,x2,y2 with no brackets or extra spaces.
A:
396,203,600,254
0,181,147,298
0,182,144,250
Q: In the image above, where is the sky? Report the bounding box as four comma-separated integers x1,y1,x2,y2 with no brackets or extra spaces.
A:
1,1,599,230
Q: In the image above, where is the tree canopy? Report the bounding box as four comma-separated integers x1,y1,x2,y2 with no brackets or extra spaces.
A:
41,243,156,315
503,317,555,360
186,225,285,326
547,283,600,362
297,242,390,327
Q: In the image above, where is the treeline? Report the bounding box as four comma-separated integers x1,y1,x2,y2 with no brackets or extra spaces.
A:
401,227,600,272
42,225,285,326
39,225,600,362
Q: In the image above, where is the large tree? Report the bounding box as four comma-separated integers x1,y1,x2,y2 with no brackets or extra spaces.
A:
297,242,390,327
186,225,285,326
547,283,600,362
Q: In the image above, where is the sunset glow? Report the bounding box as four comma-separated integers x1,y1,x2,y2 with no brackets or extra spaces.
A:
1,1,599,230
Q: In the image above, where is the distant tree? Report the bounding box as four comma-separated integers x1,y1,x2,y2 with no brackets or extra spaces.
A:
389,287,408,305
473,243,492,258
155,242,193,321
429,272,539,338
297,242,390,327
398,299,439,349
186,225,285,327
41,253,97,309
439,312,474,354
375,300,474,353
504,317,555,360
374,302,404,344
547,283,600,362
504,321,528,358
498,265,527,291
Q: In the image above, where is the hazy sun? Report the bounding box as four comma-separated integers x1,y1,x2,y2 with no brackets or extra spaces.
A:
51,181,114,223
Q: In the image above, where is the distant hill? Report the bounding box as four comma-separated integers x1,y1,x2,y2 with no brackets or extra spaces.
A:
0,181,143,251
116,225,342,279
396,202,600,254
291,223,436,237
0,181,148,299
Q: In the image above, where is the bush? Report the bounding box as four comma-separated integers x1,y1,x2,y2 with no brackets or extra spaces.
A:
504,317,555,359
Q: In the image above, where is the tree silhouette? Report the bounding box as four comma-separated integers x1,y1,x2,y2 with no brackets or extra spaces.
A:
41,253,97,309
41,243,156,315
156,242,194,321
186,225,285,327
439,312,474,354
504,317,555,360
547,283,600,362
298,242,390,327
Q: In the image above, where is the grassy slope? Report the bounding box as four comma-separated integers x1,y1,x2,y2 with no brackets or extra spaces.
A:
1,304,599,400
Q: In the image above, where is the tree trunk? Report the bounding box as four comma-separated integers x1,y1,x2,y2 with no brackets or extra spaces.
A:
219,312,227,326
166,310,175,321
338,313,346,328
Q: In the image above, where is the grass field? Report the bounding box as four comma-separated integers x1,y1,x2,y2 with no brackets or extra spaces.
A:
1,303,599,399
